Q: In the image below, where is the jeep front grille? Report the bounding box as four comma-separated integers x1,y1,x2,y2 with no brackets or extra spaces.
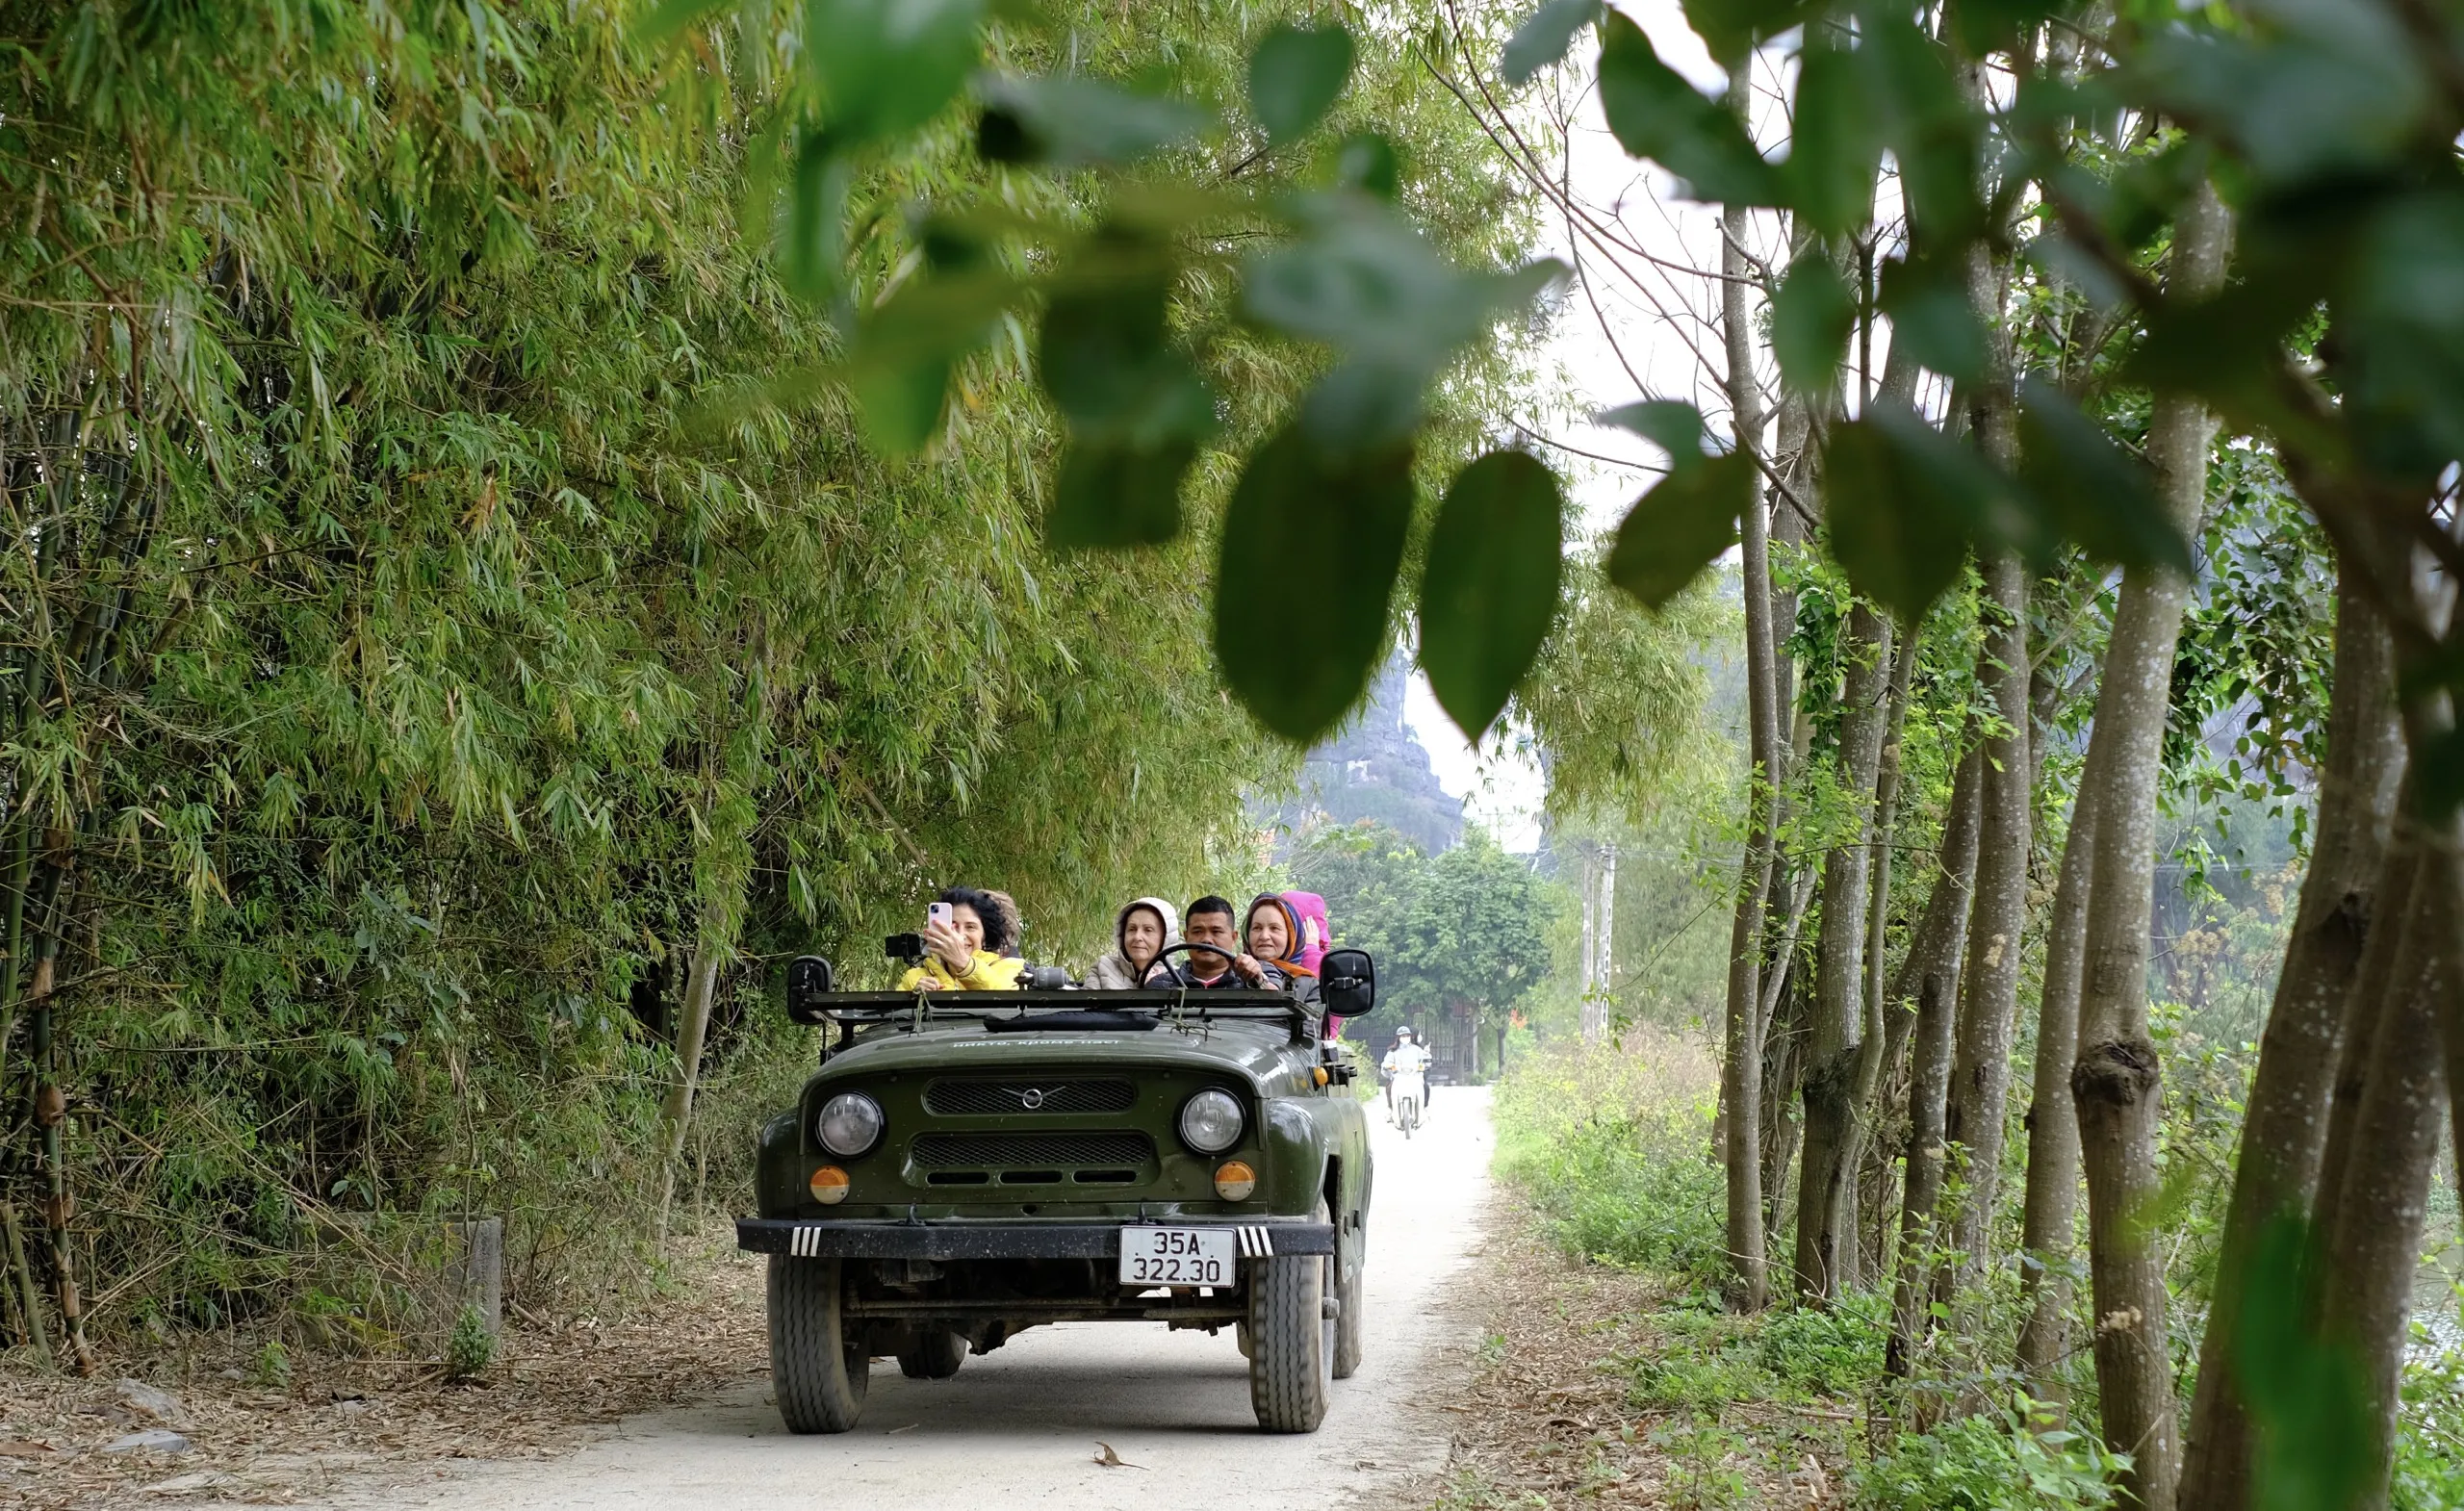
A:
909,1131,1154,1179
922,1078,1138,1116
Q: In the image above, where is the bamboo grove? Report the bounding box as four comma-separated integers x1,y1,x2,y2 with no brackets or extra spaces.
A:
0,1,1535,1368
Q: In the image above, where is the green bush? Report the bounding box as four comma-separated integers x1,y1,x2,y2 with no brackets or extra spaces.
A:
1755,1293,1888,1398
444,1304,498,1382
2395,1340,2464,1511
1494,1035,1726,1287
1855,1395,2126,1510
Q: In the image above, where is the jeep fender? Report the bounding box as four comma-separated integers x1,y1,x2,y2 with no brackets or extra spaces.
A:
1257,1099,1328,1219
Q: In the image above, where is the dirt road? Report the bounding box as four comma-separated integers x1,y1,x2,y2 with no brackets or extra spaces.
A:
315,1088,1494,1511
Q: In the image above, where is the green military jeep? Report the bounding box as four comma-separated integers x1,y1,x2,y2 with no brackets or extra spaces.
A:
736,943,1380,1435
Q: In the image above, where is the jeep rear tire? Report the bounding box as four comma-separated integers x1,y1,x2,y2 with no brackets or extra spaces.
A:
1247,1200,1334,1432
768,1256,867,1433
1331,1222,1365,1380
897,1330,968,1379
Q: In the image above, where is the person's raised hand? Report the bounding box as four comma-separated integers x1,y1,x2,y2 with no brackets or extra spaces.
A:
924,919,970,973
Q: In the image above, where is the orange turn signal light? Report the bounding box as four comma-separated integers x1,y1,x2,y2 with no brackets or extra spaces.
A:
1213,1160,1257,1201
1312,1066,1329,1088
809,1165,851,1205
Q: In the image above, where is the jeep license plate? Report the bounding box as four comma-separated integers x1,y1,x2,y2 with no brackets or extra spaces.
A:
1118,1226,1237,1288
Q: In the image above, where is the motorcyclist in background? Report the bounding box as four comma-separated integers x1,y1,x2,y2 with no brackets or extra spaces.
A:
1381,1026,1430,1127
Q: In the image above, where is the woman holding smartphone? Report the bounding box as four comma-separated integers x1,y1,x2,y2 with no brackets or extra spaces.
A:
898,886,1023,991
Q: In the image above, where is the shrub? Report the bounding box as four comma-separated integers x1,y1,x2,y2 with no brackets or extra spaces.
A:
1494,1033,1726,1286
1755,1293,1888,1399
1855,1395,2127,1510
444,1304,498,1382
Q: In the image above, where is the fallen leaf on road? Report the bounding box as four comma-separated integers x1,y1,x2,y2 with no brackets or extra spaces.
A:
887,1423,918,1435
1092,1442,1145,1470
0,1441,57,1457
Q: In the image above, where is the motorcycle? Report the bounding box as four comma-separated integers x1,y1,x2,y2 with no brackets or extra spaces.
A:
1392,1068,1426,1139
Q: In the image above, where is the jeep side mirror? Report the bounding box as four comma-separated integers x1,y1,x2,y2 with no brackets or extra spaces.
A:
785,955,834,1025
1320,949,1375,1018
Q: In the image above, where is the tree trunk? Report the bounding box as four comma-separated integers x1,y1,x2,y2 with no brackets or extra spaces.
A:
658,947,724,1230
2069,178,2230,1511
1838,641,1914,1293
2014,752,2101,1396
1797,606,1894,1299
1938,553,2032,1293
2317,860,2455,1511
2178,571,2404,1511
1719,194,1778,1313
1887,740,1987,1377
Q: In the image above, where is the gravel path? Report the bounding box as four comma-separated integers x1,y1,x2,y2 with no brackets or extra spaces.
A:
303,1088,1495,1511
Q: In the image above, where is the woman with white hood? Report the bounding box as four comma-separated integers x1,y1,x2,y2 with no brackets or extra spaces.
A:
1089,897,1178,988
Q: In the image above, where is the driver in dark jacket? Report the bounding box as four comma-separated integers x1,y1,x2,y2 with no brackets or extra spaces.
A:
1168,895,1289,989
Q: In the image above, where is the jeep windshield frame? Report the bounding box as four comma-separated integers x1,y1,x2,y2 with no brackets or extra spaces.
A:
808,987,1321,1037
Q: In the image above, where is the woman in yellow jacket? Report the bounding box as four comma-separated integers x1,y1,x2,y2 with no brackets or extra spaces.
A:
898,886,1024,991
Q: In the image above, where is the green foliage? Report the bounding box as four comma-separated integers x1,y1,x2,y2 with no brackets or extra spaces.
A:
444,1304,498,1382
1493,1037,1726,1286
1419,450,1566,740
2394,1327,2464,1511
1601,404,1750,613
3,0,1515,1341
1647,1416,1753,1510
1215,430,1413,740
1772,255,1856,398
1856,1395,2129,1511
1502,0,1601,89
680,4,1566,744
1289,822,1554,1043
1247,22,1355,146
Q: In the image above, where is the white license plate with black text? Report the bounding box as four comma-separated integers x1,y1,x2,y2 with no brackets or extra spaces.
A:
1118,1226,1237,1287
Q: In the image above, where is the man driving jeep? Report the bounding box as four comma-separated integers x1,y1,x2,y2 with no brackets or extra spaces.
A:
1164,895,1289,990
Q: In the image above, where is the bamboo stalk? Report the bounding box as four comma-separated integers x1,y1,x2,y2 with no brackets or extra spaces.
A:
0,1199,47,1364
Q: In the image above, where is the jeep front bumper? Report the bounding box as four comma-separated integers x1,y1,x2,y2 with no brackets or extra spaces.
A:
734,1216,1335,1261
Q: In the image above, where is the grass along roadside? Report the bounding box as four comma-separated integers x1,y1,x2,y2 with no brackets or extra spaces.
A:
1432,1034,2464,1509
1409,1034,2126,1509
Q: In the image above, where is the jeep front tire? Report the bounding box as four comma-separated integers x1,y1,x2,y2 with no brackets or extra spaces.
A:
1247,1201,1335,1432
768,1256,867,1433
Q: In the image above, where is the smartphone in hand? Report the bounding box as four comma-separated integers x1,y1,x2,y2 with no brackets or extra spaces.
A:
928,901,954,931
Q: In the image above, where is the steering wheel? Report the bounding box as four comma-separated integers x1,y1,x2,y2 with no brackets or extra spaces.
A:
1138,941,1321,990
1137,940,1268,987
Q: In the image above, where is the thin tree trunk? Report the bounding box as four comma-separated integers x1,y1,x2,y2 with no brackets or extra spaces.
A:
1938,552,2032,1294
1720,193,1777,1313
2014,756,2101,1396
1887,740,1986,1377
1838,641,1914,1293
2069,179,2230,1511
1797,607,1893,1299
2178,571,2405,1511
2316,861,2456,1511
658,948,724,1231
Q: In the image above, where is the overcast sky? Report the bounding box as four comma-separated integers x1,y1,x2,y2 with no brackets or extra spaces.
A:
1398,2,1737,855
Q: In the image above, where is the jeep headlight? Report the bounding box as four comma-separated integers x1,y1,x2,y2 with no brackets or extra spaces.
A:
815,1092,885,1158
1178,1088,1245,1154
